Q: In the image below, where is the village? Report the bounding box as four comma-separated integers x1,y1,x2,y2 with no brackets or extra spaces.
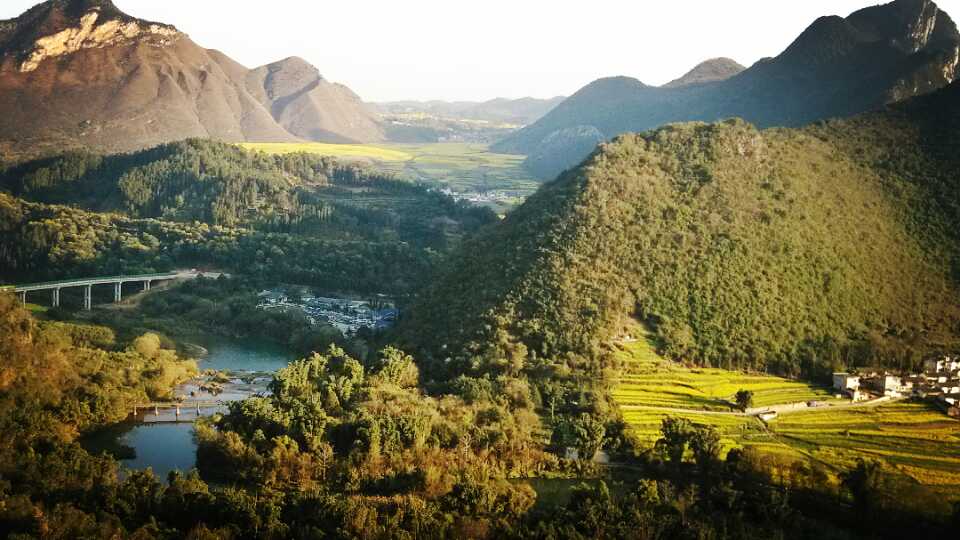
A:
437,187,521,205
257,289,398,336
832,356,960,417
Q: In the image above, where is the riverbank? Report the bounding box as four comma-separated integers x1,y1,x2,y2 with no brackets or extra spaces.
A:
81,336,295,479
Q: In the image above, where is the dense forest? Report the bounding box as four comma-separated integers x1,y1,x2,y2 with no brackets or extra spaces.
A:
2,294,955,538
0,139,496,248
0,193,441,294
82,276,357,357
402,81,960,379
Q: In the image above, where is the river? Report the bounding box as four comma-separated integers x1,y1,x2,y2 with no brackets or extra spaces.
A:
82,337,294,480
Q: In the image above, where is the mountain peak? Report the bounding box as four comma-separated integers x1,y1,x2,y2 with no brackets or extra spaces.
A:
1,0,179,73
848,0,957,52
255,56,327,101
781,0,958,66
663,57,746,88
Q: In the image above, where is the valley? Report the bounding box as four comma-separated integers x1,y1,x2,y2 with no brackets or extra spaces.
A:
1,0,960,538
242,141,540,212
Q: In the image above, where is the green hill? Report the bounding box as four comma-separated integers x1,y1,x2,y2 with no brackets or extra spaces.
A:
402,81,960,378
0,139,495,248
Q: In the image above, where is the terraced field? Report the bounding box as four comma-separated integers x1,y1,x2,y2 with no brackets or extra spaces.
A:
242,142,540,211
612,339,838,412
611,337,960,492
770,403,960,487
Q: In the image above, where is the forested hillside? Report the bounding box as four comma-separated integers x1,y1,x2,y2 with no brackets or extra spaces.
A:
403,81,960,378
0,139,494,247
2,290,955,538
0,193,440,294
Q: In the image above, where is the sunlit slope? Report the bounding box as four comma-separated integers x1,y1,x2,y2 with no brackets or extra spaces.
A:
612,337,960,492
612,339,837,411
403,81,960,374
244,142,541,208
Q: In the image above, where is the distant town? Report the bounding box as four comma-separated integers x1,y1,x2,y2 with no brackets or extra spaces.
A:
833,356,960,417
257,288,398,336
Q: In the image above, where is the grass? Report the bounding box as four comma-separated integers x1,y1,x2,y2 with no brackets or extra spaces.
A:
242,142,540,212
611,336,960,491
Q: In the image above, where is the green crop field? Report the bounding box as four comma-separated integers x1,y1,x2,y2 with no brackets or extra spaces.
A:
612,339,838,412
241,142,540,212
611,336,960,491
769,403,960,488
239,142,413,161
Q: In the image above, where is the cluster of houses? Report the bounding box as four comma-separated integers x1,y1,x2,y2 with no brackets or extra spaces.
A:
833,356,960,417
437,187,520,205
257,289,398,336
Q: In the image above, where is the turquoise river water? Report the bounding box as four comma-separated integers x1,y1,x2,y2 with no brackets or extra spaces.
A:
82,337,294,480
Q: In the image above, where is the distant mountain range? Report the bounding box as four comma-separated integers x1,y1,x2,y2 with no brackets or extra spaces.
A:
0,0,384,160
375,96,566,126
495,0,960,179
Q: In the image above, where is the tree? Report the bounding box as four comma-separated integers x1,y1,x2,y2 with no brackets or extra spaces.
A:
657,416,694,468
132,333,162,359
840,459,887,519
734,389,754,411
572,413,607,460
689,425,722,471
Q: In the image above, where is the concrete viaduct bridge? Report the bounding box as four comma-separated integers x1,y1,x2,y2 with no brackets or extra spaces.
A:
12,270,208,310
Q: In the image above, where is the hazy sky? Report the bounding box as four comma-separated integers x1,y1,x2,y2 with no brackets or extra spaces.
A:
3,0,960,102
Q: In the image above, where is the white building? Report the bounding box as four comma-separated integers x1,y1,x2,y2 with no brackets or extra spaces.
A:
833,373,860,392
880,375,902,397
924,358,945,374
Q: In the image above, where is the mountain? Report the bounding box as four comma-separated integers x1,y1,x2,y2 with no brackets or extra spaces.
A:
663,57,745,88
401,80,960,377
494,0,960,179
0,0,382,161
377,96,566,125
244,57,385,143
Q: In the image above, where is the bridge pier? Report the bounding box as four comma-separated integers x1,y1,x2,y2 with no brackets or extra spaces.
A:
13,272,196,311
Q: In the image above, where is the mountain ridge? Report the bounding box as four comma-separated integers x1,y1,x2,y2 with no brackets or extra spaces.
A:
0,0,384,161
494,0,960,179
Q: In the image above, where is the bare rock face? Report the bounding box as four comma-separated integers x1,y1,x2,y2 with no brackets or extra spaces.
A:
16,7,179,72
0,0,384,161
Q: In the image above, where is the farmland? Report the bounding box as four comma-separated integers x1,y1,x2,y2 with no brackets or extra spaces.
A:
241,142,540,212
612,339,838,412
770,403,960,488
612,337,960,492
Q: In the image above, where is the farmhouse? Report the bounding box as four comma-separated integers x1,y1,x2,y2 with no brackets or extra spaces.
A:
832,373,860,392
859,374,905,397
